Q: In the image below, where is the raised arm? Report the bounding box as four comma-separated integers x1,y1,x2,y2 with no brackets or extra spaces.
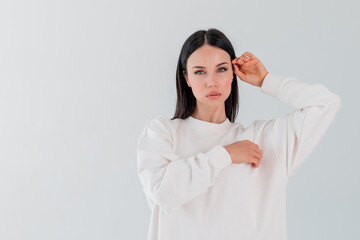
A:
232,52,341,179
137,118,232,214
260,73,341,179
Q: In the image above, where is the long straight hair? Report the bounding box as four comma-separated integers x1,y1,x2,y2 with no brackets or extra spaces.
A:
171,28,239,122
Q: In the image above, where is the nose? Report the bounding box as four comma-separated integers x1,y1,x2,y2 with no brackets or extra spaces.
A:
206,75,217,88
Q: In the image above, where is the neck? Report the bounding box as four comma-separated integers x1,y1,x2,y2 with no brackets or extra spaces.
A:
191,103,227,124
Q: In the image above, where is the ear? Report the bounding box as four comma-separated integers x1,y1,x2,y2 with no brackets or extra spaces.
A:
183,70,191,87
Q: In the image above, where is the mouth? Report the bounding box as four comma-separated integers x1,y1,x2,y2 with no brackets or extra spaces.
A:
207,92,221,99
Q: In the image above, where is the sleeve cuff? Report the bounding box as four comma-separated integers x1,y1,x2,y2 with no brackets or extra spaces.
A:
206,145,232,169
260,72,284,97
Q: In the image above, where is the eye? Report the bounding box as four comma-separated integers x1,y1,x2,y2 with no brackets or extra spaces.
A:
194,70,205,75
218,67,227,72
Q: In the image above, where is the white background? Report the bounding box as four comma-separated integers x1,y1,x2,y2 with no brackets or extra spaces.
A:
0,0,359,239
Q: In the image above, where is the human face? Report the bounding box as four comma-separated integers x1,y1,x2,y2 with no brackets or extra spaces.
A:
184,44,233,109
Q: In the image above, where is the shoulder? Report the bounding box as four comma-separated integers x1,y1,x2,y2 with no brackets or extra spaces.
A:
239,118,275,136
140,115,184,140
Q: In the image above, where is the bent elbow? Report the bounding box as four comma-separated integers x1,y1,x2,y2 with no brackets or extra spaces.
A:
328,94,342,113
333,94,341,109
152,187,181,215
139,171,180,215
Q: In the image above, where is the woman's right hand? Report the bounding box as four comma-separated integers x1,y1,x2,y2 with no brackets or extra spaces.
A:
223,140,262,168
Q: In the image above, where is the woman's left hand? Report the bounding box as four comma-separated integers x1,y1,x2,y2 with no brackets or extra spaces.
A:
232,52,269,88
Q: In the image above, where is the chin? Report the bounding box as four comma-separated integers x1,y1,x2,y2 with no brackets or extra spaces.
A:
206,99,226,107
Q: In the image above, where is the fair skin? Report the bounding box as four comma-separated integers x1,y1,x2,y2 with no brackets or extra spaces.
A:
184,44,269,168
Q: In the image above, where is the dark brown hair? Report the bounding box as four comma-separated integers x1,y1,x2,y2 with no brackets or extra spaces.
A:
171,28,239,122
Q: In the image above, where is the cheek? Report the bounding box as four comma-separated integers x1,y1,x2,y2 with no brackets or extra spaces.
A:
224,75,233,90
222,76,233,99
189,82,203,97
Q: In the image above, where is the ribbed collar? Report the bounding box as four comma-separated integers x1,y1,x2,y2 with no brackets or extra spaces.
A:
185,116,232,132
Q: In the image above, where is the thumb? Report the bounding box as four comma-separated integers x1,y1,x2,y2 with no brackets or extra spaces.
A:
233,63,246,80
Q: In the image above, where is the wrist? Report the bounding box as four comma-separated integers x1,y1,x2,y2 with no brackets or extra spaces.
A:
223,145,233,160
259,71,269,88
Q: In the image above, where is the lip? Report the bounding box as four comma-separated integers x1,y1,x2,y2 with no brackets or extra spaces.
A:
207,91,221,99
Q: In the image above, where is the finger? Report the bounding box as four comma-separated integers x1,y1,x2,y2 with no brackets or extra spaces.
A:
232,62,246,80
232,62,240,73
237,55,252,66
240,52,259,66
254,152,262,160
242,55,250,62
243,51,257,60
252,158,260,168
241,52,252,60
236,57,245,65
238,52,251,61
255,150,262,159
251,162,258,168
251,144,261,151
240,56,260,68
232,57,240,64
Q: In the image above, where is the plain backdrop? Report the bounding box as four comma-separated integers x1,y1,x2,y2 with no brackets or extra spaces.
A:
0,0,359,239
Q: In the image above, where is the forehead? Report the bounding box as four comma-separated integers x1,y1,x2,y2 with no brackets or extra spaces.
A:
187,45,230,67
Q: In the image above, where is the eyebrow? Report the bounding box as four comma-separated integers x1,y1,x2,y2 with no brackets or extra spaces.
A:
192,62,229,69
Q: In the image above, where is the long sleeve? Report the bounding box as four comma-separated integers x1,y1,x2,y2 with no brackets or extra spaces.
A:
260,73,341,179
137,117,232,214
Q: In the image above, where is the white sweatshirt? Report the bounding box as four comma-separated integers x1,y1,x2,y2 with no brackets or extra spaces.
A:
137,72,341,240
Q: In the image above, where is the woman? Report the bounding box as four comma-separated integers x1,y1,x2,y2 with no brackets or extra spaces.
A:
137,28,341,240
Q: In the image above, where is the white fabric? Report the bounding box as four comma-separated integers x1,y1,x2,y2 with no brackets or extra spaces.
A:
137,72,341,240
